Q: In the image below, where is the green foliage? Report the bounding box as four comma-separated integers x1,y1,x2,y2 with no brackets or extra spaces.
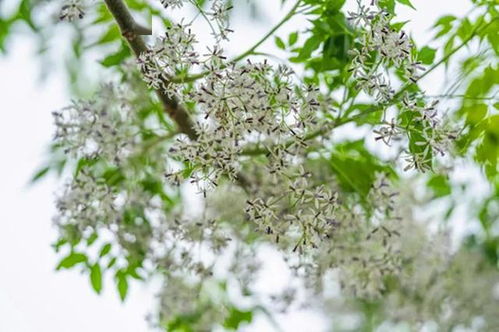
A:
330,140,394,198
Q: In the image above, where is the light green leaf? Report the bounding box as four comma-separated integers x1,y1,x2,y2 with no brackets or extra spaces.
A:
30,166,50,183
99,243,112,257
396,0,416,9
90,264,102,294
274,36,285,50
288,32,298,46
427,174,451,197
419,46,436,65
116,272,129,301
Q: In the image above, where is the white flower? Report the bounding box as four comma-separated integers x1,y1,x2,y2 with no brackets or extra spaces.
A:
59,0,85,21
160,0,185,9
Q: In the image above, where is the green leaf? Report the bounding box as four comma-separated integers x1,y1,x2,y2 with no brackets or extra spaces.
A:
291,35,323,62
419,46,436,65
15,0,37,31
378,0,395,14
99,243,112,257
116,272,129,301
102,167,125,186
396,0,416,9
427,174,451,197
86,232,98,246
433,15,456,39
100,43,131,67
95,25,121,46
330,140,394,198
30,166,50,183
56,252,87,270
74,157,100,176
288,32,298,46
457,18,473,42
107,257,117,269
274,36,285,50
391,21,409,32
223,307,253,330
325,0,346,11
90,264,103,294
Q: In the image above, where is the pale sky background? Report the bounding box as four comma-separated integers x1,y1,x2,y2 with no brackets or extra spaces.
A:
0,0,475,331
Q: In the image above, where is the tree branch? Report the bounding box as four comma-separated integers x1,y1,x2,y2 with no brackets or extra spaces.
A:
103,0,197,139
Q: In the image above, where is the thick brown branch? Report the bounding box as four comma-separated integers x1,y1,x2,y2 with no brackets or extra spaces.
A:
103,0,197,139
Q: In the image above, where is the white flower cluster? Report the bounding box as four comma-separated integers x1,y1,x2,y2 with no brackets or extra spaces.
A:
59,0,85,21
52,84,136,164
159,0,232,40
138,23,199,92
347,1,458,171
167,61,324,193
289,173,402,299
53,167,162,258
246,167,340,252
347,1,421,86
54,169,116,232
205,0,233,41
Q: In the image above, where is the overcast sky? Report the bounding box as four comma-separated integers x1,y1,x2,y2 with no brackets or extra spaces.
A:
0,0,472,331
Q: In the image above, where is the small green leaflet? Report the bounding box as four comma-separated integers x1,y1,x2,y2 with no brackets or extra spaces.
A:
116,272,129,301
90,264,103,294
275,36,286,50
396,0,416,10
